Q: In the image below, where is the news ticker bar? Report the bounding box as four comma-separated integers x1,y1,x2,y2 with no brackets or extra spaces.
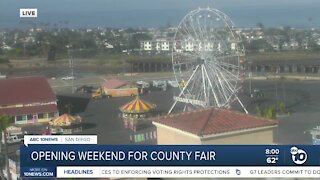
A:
22,166,320,178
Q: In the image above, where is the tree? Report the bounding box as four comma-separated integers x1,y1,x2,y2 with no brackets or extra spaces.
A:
255,106,262,117
309,39,320,50
47,45,56,61
0,115,12,180
282,26,292,43
128,33,152,50
256,106,276,119
278,102,287,115
256,22,265,30
245,39,272,52
264,106,276,119
263,106,276,119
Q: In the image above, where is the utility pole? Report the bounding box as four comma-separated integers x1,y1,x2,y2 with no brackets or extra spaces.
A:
23,41,26,57
275,80,279,112
249,72,252,95
248,61,253,97
282,80,286,109
68,49,74,93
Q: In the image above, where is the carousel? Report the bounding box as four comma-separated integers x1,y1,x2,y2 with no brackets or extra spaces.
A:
119,96,156,132
46,113,82,134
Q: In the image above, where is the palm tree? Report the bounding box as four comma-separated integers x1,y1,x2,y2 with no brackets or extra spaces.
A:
0,115,12,180
256,22,265,31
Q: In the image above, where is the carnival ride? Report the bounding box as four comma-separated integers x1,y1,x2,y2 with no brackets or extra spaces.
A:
119,96,156,132
48,113,82,134
168,7,247,114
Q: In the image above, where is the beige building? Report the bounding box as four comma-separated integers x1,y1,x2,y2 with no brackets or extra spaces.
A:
152,107,278,145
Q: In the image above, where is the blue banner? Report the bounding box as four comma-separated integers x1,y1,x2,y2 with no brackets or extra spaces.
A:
20,145,320,167
21,167,56,178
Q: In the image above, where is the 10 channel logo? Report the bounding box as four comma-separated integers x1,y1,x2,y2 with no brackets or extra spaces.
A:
290,146,308,165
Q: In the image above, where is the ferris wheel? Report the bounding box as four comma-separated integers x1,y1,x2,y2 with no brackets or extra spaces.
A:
168,7,248,114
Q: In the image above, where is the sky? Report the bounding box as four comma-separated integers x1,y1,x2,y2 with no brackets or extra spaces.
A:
0,0,319,28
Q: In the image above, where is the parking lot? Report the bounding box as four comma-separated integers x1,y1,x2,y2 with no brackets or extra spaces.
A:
48,78,320,145
7,77,320,157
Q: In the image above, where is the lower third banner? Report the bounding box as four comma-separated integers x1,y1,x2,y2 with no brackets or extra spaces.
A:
20,145,320,178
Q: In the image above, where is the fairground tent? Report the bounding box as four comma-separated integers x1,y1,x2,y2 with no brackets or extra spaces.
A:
49,113,81,127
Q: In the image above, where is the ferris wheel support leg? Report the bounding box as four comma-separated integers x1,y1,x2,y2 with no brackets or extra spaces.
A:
168,65,200,114
235,96,248,114
183,105,187,112
203,65,220,107
168,100,178,114
201,65,207,104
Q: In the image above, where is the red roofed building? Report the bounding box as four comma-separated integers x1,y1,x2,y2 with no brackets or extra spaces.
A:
102,79,130,89
152,108,278,144
0,76,58,124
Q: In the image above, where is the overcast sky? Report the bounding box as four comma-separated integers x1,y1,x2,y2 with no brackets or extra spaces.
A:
1,0,317,12
0,0,319,28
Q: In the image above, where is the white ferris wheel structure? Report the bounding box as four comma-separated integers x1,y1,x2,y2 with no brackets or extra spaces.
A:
168,7,248,114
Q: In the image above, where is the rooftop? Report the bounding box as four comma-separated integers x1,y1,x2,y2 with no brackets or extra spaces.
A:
120,96,156,114
102,79,129,89
152,108,278,137
0,76,56,105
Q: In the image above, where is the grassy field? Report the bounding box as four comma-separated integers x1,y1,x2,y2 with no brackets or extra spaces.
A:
247,51,320,61
1,51,320,74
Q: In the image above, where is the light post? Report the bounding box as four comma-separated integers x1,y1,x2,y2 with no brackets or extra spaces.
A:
248,61,253,97
68,49,75,93
275,68,279,112
281,76,287,113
